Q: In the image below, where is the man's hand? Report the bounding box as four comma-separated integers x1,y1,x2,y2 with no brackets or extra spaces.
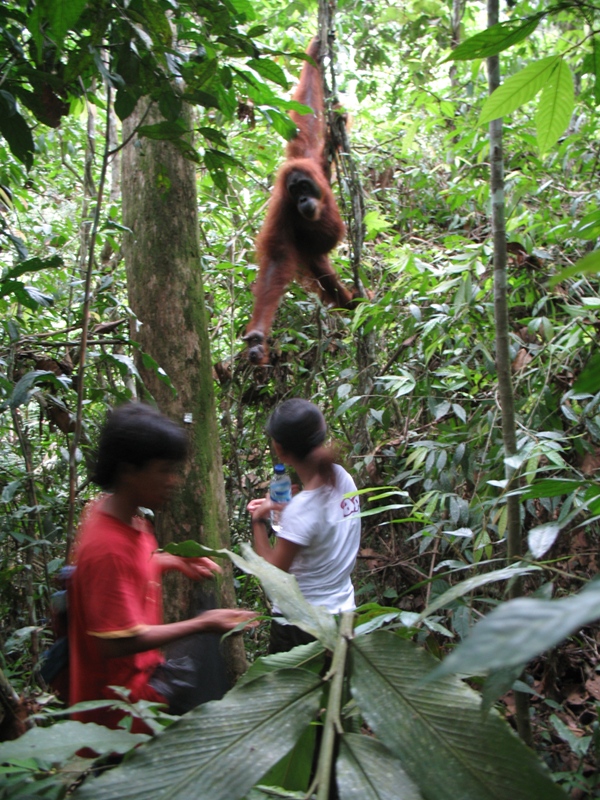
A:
96,608,258,658
154,552,222,580
194,608,258,633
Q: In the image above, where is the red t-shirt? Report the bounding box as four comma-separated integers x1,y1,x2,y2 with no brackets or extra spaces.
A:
68,497,166,733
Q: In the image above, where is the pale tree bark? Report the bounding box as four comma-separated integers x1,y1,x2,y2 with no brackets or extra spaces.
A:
121,101,247,682
487,0,533,747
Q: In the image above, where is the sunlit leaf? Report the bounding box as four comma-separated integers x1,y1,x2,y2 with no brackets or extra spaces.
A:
247,58,288,88
47,0,87,45
478,56,560,125
536,59,574,153
527,521,561,558
446,16,543,62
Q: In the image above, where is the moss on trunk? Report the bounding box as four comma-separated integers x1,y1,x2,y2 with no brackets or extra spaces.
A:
121,101,247,680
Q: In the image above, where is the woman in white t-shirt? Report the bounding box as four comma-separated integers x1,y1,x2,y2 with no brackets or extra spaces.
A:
248,399,361,653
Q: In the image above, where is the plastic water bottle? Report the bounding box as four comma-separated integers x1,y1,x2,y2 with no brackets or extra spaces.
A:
270,464,292,532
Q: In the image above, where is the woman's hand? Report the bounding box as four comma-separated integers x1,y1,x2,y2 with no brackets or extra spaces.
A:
154,552,222,580
247,496,280,521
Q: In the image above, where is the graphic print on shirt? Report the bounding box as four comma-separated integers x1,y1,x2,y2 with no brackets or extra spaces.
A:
341,494,360,517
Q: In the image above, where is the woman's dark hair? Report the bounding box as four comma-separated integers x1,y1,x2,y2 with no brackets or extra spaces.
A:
92,403,189,490
266,399,337,485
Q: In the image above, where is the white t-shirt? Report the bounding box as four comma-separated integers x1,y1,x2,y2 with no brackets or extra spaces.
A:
275,463,361,613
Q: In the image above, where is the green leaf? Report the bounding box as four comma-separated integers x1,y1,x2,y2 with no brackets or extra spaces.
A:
0,95,34,169
572,208,600,240
519,478,587,499
182,89,220,110
22,285,54,307
574,352,600,393
247,58,288,88
138,120,188,140
7,370,64,410
47,0,87,45
198,127,228,147
0,721,148,765
593,38,600,106
478,56,560,125
416,564,539,622
337,733,423,800
481,666,524,713
260,725,316,792
3,254,63,280
158,91,183,122
137,0,173,47
536,59,574,153
351,633,567,800
236,641,326,689
75,669,322,800
548,248,600,285
163,540,227,560
229,544,339,651
527,521,561,558
446,17,542,62
430,578,600,680
115,87,140,121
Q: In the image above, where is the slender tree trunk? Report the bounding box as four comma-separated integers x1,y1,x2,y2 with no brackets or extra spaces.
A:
450,0,465,87
487,0,533,748
121,101,247,681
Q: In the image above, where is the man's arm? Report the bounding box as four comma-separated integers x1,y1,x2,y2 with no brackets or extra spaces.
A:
95,608,257,659
153,552,222,580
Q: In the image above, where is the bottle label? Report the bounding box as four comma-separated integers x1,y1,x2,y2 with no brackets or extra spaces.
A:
270,479,292,504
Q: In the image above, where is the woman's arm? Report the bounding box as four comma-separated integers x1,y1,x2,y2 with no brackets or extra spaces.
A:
248,497,301,572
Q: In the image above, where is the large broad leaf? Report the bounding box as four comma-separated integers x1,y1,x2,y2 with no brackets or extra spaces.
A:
518,478,588,499
247,57,288,88
229,544,339,651
6,370,68,410
2,254,62,281
236,640,326,689
548,248,600,286
536,59,574,153
574,352,600,393
0,97,34,169
416,564,539,622
47,0,87,44
74,669,322,800
337,733,423,800
446,16,543,62
350,633,567,800
478,56,560,125
430,578,600,680
0,721,148,765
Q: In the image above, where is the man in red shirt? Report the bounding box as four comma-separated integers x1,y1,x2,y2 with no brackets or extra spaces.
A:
68,403,255,733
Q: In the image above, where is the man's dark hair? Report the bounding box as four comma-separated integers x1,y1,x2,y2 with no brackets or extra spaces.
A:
92,403,189,490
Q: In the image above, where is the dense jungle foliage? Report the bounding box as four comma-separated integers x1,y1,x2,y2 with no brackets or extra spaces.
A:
2,0,600,797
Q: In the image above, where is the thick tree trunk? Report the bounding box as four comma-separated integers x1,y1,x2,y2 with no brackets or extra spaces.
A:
121,101,247,681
